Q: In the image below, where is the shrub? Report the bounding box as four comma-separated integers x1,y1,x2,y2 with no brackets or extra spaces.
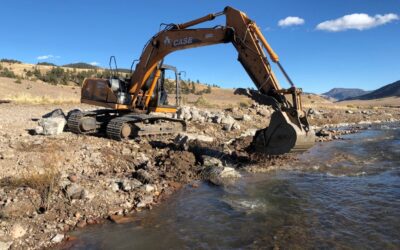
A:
190,81,196,94
192,96,216,108
0,67,17,78
0,58,22,64
37,62,57,66
239,101,251,108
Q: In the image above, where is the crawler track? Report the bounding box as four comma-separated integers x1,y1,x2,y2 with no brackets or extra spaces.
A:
106,114,187,140
67,110,186,140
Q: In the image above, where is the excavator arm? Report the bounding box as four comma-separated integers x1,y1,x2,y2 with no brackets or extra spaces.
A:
128,6,315,154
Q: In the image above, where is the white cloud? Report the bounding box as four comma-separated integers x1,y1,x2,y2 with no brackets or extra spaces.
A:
316,13,399,32
278,16,305,27
37,54,54,60
89,62,100,66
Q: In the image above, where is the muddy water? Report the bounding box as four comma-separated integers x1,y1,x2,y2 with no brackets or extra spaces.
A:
69,123,400,249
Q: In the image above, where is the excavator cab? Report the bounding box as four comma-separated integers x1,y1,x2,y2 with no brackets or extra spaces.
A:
81,58,181,113
148,64,181,112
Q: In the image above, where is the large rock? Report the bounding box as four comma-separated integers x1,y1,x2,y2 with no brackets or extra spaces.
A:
35,117,66,135
65,183,84,199
0,241,12,250
220,115,241,131
10,224,26,239
42,108,66,119
135,169,152,184
51,234,64,243
121,178,143,191
315,129,331,137
202,155,223,167
174,133,214,150
136,195,153,208
220,115,235,126
239,129,257,137
176,106,192,121
256,107,271,117
242,114,252,121
207,166,241,186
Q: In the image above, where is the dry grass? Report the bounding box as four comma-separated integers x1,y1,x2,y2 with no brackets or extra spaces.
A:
5,93,79,104
0,154,60,212
190,96,218,108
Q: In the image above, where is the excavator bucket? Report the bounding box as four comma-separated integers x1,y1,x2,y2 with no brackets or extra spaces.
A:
253,111,315,155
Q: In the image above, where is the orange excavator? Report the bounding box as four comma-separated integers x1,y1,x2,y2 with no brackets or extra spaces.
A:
67,6,315,155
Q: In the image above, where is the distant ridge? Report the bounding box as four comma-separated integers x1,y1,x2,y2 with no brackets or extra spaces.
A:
346,80,400,100
63,62,99,69
323,88,370,101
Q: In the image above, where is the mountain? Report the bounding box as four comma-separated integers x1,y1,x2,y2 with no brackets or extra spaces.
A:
323,88,371,101
347,80,400,100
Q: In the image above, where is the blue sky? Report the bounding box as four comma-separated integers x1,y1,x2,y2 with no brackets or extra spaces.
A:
1,0,399,93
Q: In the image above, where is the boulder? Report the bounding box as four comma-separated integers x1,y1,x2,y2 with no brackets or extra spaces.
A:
220,115,235,126
212,113,224,124
109,215,135,224
121,178,142,192
136,195,153,208
256,107,271,117
232,123,241,130
51,234,64,243
0,241,12,250
130,178,143,189
65,183,84,199
36,117,66,135
202,155,223,167
316,129,331,137
142,184,155,193
11,224,26,239
135,169,152,184
110,182,119,192
174,133,214,150
190,109,205,122
207,166,241,186
223,123,233,131
242,114,251,121
239,129,257,137
345,110,354,114
42,108,66,119
176,107,192,121
121,179,132,191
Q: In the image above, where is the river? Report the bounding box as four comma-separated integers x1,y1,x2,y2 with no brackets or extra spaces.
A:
67,123,400,249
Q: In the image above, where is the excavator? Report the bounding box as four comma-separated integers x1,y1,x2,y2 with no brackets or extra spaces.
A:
67,6,315,155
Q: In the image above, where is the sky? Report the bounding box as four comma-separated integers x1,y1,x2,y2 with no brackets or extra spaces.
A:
1,0,399,93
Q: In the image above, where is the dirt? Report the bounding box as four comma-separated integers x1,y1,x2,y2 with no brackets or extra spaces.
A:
0,77,399,249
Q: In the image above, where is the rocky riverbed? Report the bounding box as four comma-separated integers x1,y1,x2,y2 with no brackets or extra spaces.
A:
0,102,399,249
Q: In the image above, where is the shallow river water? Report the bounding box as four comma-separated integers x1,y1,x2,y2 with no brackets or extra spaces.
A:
68,123,400,249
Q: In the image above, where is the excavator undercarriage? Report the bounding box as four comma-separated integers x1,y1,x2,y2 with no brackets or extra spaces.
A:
67,109,186,140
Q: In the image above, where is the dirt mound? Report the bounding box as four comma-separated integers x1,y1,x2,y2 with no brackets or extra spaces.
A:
155,150,197,183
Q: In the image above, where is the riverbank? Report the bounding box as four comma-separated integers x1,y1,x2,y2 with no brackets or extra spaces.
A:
0,102,399,249
68,123,400,249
